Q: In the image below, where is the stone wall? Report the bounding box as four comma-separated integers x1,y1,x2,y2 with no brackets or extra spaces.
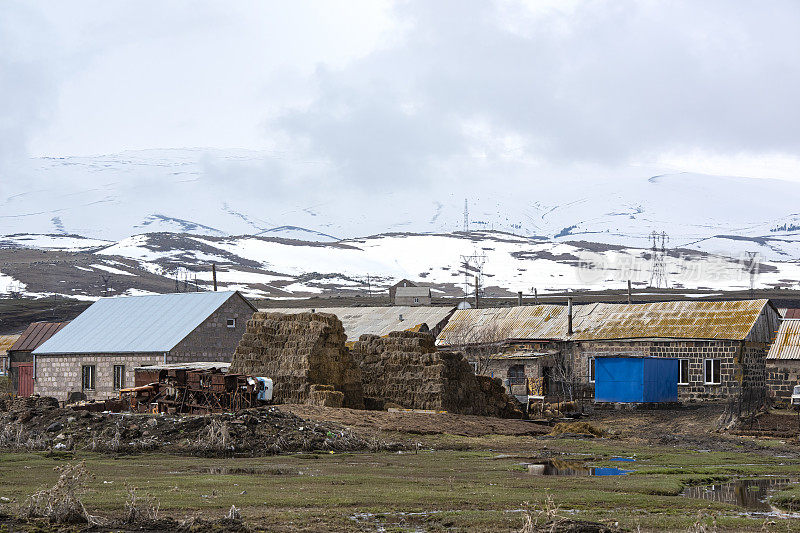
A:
766,360,800,405
168,295,254,363
35,353,161,402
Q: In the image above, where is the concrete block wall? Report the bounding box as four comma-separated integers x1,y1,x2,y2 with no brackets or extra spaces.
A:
572,340,767,402
168,296,253,363
766,360,800,404
35,353,161,402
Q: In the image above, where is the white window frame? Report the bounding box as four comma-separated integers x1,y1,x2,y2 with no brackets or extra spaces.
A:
588,357,595,383
226,318,236,328
82,365,96,391
678,359,690,385
113,364,125,391
703,358,721,385
413,297,419,303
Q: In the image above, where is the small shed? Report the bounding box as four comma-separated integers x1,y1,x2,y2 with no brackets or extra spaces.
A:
395,286,432,306
594,357,678,403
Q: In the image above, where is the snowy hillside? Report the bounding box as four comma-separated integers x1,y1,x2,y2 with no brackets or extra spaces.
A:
2,230,798,301
3,149,800,261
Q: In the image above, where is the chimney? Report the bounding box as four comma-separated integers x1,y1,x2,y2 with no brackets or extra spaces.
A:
474,276,479,309
212,263,217,291
567,297,573,336
627,279,632,304
517,291,523,306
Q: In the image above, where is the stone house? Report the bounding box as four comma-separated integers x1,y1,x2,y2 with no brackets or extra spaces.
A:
436,299,780,402
765,317,800,405
31,291,255,402
388,279,417,302
6,322,69,397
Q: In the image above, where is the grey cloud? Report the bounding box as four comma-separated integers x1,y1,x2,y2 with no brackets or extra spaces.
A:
274,0,800,188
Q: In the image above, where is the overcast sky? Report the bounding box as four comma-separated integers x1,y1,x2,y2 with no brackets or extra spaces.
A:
3,0,800,186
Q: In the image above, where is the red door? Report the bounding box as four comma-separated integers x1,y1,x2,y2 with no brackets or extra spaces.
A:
17,364,33,397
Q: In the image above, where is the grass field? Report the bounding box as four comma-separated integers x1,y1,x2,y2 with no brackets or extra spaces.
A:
2,435,800,532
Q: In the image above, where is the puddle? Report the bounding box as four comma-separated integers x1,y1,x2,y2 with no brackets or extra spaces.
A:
682,478,795,511
525,459,633,476
610,457,635,462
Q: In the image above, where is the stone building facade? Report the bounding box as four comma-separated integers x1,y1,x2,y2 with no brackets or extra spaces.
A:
438,299,779,403
32,291,255,402
765,318,800,405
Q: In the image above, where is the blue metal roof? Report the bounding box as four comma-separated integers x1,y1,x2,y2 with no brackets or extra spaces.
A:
33,291,246,354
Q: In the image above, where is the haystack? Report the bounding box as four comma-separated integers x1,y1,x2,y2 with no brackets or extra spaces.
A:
230,312,364,409
352,331,522,418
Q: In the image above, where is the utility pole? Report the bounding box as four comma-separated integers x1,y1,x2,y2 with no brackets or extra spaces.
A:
627,279,632,304
212,263,217,291
534,288,538,304
517,291,523,306
366,273,372,297
474,275,479,309
463,199,469,233
746,252,759,297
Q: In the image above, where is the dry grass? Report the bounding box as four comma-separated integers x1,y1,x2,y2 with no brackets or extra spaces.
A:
548,421,606,438
21,461,97,524
124,486,160,524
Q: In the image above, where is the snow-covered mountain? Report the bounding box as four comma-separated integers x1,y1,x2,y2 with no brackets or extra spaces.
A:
3,149,800,262
3,149,800,301
1,230,798,301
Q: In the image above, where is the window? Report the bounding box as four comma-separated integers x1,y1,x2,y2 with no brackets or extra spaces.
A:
0,356,8,376
413,297,419,303
82,365,96,391
113,365,125,390
226,318,236,328
588,357,595,383
704,358,721,385
508,364,526,385
678,359,690,385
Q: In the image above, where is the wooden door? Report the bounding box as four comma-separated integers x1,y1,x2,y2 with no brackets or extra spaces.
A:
17,363,33,397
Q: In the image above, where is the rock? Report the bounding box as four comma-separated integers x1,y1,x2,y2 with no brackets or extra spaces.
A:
46,421,63,433
66,416,77,424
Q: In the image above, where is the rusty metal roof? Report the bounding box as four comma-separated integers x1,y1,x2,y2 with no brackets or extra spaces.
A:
767,319,800,360
9,322,69,352
784,309,800,319
0,335,20,355
437,299,772,345
262,306,456,342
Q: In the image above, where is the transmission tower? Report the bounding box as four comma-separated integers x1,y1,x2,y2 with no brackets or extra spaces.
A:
463,199,469,233
649,231,669,288
746,251,759,296
100,274,112,295
460,249,487,303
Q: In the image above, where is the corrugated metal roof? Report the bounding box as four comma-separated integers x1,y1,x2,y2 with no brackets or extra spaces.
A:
767,319,800,360
0,335,20,355
261,306,455,342
9,322,69,352
437,300,771,345
395,286,431,298
34,291,246,355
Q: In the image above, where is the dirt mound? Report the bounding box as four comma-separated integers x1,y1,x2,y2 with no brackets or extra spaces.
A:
230,312,364,409
352,331,523,418
0,400,395,456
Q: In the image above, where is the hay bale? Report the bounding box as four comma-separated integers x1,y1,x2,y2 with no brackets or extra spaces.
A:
230,312,364,409
351,331,522,418
308,385,344,408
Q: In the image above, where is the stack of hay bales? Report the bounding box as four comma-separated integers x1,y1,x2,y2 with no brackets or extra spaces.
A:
351,331,522,418
230,312,364,409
